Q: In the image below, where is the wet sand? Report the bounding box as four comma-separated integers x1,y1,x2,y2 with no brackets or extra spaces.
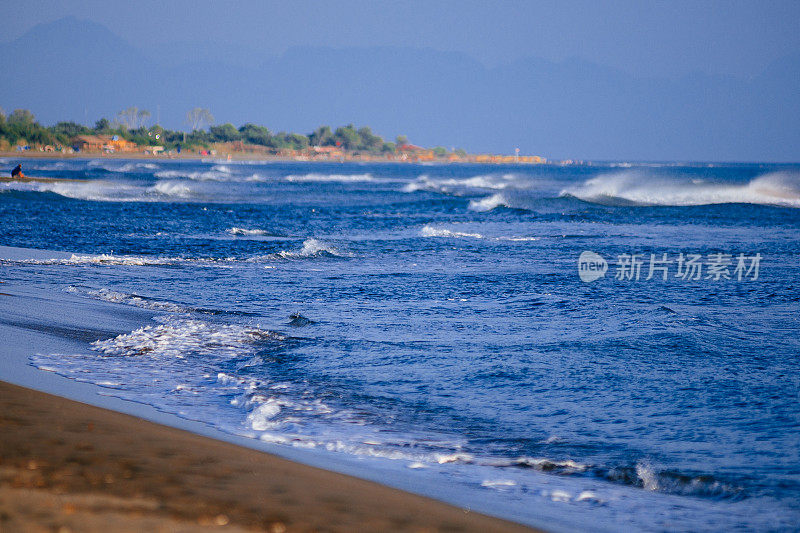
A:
0,380,538,532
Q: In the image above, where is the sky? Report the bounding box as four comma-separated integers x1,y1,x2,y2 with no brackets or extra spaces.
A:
4,0,800,79
1,1,798,160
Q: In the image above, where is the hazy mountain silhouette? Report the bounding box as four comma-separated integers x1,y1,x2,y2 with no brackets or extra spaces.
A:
1,17,797,160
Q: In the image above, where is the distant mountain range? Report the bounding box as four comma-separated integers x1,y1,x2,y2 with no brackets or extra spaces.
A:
1,16,797,161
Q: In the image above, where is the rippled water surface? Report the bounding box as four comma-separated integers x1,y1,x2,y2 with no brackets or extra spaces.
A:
1,158,799,531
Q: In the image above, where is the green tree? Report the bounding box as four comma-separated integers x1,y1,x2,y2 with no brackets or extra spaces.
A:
52,121,89,137
8,109,35,125
357,126,383,152
395,134,408,146
309,125,333,146
209,123,242,142
94,118,111,132
2,109,45,146
433,146,448,157
50,121,90,144
238,123,272,146
334,124,360,150
288,133,309,150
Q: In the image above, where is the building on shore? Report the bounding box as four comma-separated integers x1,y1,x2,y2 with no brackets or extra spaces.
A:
72,135,137,153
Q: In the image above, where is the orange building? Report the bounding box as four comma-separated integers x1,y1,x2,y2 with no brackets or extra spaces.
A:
72,135,107,152
72,135,136,153
106,135,137,152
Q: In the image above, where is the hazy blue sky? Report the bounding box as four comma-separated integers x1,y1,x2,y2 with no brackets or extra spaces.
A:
2,1,799,159
5,0,800,78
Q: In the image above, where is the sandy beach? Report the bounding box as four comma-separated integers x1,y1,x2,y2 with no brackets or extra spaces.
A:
0,247,541,533
0,380,536,532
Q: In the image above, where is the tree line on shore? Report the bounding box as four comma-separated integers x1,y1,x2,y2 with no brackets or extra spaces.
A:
0,106,465,156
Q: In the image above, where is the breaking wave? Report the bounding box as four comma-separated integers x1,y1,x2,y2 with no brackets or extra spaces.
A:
227,227,271,236
153,165,266,182
148,180,194,198
468,193,512,211
420,224,484,239
601,462,744,500
269,238,348,259
66,286,188,312
51,253,177,266
155,166,234,181
403,173,520,194
5,252,216,267
90,316,284,358
88,161,160,173
0,179,199,202
31,162,71,171
467,191,542,212
562,170,800,207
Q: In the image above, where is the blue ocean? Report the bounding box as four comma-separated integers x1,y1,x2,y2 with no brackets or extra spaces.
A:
1,158,799,531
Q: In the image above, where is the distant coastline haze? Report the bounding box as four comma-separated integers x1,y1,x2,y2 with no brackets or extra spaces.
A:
0,2,798,161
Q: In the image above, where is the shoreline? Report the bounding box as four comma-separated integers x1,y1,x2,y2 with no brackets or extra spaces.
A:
0,249,547,532
0,380,537,532
0,150,545,165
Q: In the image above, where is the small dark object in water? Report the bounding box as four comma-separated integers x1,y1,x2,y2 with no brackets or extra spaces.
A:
288,313,313,327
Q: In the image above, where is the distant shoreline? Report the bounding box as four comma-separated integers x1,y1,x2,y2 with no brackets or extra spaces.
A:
0,150,547,165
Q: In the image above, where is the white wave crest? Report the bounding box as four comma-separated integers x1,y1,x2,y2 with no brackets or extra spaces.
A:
636,462,660,491
0,180,141,202
33,162,69,171
481,479,517,489
67,286,187,312
227,227,270,236
501,457,591,472
11,252,177,266
273,238,346,259
403,173,518,194
468,193,510,211
420,224,484,239
247,400,283,430
154,170,224,181
284,173,374,183
91,316,284,359
113,162,159,172
90,161,159,172
0,179,199,202
562,170,800,207
148,180,194,197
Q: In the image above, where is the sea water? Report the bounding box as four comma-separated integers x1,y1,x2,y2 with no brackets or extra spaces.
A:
1,158,799,531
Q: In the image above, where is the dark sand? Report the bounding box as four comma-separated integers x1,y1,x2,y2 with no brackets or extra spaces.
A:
0,381,539,532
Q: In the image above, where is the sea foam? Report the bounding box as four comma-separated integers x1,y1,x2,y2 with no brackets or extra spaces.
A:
562,170,800,207
227,227,271,236
271,238,347,259
403,173,519,194
420,224,484,239
91,316,284,359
